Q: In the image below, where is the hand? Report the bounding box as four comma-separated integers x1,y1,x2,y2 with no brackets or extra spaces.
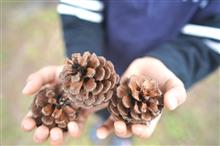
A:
97,57,187,139
21,66,107,145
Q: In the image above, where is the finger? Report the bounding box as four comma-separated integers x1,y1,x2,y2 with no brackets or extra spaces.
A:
68,121,80,138
68,110,88,138
163,78,187,110
50,127,64,146
96,116,114,139
21,111,36,131
132,114,161,138
22,77,43,95
33,125,49,143
22,66,62,95
114,121,132,138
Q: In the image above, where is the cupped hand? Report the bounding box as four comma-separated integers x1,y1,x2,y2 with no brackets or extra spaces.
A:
21,66,107,145
97,57,187,139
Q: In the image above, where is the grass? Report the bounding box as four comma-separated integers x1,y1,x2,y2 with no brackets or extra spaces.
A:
1,1,220,145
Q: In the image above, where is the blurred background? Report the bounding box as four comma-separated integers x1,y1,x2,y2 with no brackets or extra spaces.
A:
1,1,220,145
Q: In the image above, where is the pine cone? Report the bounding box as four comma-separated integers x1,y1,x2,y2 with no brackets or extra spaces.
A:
60,51,120,109
108,75,164,125
31,84,78,131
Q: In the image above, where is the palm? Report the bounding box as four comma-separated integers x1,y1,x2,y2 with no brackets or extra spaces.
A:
21,66,97,145
123,57,178,91
97,57,187,139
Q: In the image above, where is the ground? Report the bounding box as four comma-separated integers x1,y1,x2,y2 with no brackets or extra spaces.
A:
1,1,220,145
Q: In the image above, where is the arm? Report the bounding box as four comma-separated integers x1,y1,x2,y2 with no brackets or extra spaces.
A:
58,0,105,56
147,7,220,88
147,18,220,89
21,1,105,145
97,15,220,139
97,37,220,139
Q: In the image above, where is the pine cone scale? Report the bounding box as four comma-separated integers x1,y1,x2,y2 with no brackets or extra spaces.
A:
92,82,103,95
41,104,53,116
41,116,54,126
30,85,79,130
122,95,131,108
30,51,120,131
108,75,164,125
60,51,119,108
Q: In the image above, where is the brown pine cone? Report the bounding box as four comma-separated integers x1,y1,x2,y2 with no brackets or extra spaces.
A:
108,75,164,125
31,84,78,131
60,51,120,109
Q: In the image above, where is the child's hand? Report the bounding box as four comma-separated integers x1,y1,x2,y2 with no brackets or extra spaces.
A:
21,66,107,145
97,57,187,139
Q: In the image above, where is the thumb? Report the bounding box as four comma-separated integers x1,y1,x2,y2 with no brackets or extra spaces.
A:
164,78,187,110
96,116,114,139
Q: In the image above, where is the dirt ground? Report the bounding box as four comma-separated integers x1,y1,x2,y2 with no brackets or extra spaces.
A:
1,1,220,145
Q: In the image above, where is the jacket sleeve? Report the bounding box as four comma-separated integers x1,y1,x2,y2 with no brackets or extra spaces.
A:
57,0,105,57
147,0,220,89
147,36,220,89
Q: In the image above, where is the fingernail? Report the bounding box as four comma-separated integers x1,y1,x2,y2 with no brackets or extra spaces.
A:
22,118,35,131
22,120,32,130
51,132,60,141
68,122,80,137
96,127,107,139
114,122,125,133
22,82,32,94
36,133,44,140
134,126,142,133
33,131,43,142
168,96,178,110
68,122,79,133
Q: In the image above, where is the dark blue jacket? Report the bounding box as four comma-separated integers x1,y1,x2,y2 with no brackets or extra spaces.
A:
58,0,220,88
